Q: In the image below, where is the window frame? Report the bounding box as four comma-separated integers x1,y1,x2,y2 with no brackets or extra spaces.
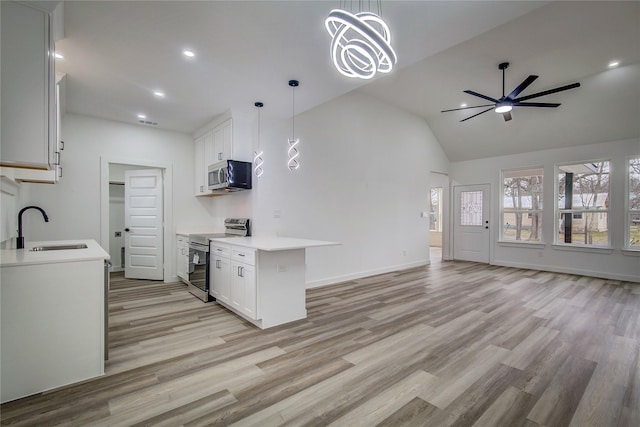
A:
499,166,544,244
626,156,640,251
554,158,611,249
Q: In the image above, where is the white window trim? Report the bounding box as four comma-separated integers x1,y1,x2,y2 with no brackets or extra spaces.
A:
626,155,640,251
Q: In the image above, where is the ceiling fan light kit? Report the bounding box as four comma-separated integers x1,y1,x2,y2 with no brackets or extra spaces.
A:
442,61,580,122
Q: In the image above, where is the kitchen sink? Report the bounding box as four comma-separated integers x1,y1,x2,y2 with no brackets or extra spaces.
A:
30,243,88,251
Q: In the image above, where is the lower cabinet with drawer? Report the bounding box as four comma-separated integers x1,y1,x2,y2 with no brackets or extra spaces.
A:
210,243,257,320
209,241,308,329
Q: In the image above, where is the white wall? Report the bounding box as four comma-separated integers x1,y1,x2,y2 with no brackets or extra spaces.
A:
207,91,450,286
22,93,450,287
450,137,640,282
23,113,215,246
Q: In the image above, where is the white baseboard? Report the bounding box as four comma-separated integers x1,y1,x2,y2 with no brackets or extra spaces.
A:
491,259,640,283
306,260,429,289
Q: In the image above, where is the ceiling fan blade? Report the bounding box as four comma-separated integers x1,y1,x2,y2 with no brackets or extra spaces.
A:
513,102,561,108
463,90,499,103
515,82,580,102
460,107,493,122
441,104,494,113
505,75,538,100
503,111,512,121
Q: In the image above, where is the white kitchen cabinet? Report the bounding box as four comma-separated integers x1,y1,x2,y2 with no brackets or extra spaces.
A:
0,240,109,403
0,1,56,171
210,242,231,304
232,260,256,318
176,234,189,283
193,135,207,196
213,119,233,164
192,110,253,197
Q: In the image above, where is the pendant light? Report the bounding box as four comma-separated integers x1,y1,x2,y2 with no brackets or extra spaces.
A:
325,0,397,80
287,80,300,171
253,101,264,178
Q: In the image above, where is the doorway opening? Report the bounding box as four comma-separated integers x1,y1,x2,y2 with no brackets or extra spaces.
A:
429,172,450,263
100,157,174,283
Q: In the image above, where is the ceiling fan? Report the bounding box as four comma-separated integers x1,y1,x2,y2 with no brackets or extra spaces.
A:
441,62,580,122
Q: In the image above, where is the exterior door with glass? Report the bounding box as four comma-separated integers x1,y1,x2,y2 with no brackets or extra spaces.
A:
453,184,490,263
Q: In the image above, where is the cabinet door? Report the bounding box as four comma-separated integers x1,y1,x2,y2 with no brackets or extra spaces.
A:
230,261,243,312
193,136,206,196
212,119,233,163
231,261,256,319
211,255,230,304
202,130,215,168
1,1,54,169
240,263,256,319
221,119,233,162
176,235,188,281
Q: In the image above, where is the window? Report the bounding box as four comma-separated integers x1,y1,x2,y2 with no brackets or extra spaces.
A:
460,190,483,226
628,157,640,249
557,161,610,246
501,167,543,242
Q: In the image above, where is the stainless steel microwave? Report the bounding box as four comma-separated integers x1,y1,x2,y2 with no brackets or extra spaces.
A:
208,160,252,192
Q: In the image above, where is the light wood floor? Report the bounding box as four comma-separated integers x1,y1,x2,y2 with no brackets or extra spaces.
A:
2,260,639,426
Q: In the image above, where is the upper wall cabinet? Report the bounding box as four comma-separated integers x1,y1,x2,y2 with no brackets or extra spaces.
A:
193,111,253,197
0,1,58,176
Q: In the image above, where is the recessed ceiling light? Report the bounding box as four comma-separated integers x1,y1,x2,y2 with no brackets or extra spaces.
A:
183,49,195,58
54,52,64,59
153,90,165,98
137,113,146,119
608,60,620,68
460,103,467,108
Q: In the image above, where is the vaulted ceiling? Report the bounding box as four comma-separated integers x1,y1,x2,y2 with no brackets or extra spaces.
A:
55,1,640,162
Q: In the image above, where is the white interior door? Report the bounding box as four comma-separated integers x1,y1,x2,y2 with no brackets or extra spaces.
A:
124,169,164,280
453,184,490,263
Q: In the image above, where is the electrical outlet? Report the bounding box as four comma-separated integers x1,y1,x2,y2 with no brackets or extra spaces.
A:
277,264,287,272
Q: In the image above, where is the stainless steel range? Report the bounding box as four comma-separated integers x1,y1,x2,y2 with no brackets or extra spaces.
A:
187,218,250,302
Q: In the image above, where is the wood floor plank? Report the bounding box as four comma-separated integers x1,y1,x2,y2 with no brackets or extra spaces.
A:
2,262,639,426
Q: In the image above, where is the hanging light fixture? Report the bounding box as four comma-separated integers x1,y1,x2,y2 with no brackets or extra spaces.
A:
287,80,300,171
253,101,264,178
324,0,397,80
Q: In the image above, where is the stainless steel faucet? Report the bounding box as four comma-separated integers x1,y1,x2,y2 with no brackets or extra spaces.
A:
17,206,49,249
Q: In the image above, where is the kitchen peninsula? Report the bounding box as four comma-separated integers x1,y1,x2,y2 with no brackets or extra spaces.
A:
0,240,109,403
209,236,339,329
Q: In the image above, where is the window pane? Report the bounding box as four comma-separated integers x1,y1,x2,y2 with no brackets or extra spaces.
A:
629,214,640,248
502,212,542,241
558,161,610,210
558,212,609,246
629,158,640,248
460,191,482,226
502,167,543,241
430,187,443,232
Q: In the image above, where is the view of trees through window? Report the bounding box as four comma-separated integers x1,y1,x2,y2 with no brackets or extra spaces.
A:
629,157,640,249
557,161,610,246
501,168,543,242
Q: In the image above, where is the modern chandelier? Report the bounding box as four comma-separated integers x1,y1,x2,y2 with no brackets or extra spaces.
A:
253,102,264,178
324,0,397,80
287,80,300,171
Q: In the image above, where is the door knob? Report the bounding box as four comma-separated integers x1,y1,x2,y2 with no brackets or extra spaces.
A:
125,228,130,232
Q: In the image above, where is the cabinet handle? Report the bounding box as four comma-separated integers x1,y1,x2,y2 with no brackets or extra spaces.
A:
54,151,61,166
58,166,63,178
218,152,222,161
200,185,204,192
238,253,245,257
60,141,64,151
238,266,244,277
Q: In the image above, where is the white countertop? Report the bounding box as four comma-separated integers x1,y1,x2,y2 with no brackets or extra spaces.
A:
210,236,340,251
0,239,110,267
